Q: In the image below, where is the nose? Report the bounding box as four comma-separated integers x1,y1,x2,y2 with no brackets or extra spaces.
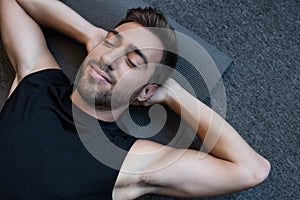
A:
100,47,125,71
100,53,113,71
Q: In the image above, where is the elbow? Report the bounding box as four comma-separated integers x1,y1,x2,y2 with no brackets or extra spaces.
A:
247,158,271,188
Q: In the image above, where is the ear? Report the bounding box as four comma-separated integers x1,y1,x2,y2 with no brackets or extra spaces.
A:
136,84,158,102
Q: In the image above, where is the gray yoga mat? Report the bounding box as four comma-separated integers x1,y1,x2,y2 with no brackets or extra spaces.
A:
0,0,232,152
0,0,232,111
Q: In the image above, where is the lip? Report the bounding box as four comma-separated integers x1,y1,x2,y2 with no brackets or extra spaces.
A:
89,64,112,84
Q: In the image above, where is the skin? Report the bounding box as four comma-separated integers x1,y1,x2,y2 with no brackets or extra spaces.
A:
0,0,271,199
71,22,164,121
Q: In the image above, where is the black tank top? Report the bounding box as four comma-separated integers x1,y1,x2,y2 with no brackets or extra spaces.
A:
0,69,136,199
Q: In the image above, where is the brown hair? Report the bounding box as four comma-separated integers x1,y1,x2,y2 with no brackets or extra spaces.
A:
116,7,178,83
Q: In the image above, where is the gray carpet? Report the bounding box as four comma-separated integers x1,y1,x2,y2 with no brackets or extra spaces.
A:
139,0,299,199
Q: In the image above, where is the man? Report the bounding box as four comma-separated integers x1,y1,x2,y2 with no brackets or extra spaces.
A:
0,0,270,199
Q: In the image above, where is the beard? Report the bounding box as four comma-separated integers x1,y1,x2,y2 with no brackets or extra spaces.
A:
74,60,138,111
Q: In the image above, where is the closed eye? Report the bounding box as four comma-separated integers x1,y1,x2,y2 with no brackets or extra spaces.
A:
104,39,116,48
125,55,138,69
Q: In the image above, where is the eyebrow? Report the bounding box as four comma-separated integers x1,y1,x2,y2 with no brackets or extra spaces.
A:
108,29,148,65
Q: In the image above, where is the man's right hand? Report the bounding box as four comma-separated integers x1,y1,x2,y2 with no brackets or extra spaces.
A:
131,78,180,107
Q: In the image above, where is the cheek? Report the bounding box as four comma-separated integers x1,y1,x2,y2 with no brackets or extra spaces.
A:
115,70,149,92
86,44,107,60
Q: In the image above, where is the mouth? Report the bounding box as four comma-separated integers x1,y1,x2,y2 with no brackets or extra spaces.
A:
89,64,112,84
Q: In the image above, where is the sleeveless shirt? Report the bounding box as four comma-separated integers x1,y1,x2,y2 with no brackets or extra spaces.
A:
0,69,136,199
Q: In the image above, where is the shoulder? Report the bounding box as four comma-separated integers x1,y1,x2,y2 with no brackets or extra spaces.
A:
20,69,70,87
10,69,71,95
3,69,72,112
120,139,183,173
113,139,185,199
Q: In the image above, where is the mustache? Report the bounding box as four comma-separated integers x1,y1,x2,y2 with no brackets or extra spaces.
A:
87,59,108,71
86,59,116,84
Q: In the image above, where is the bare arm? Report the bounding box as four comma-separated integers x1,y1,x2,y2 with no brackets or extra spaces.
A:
16,0,107,52
115,79,271,199
163,79,269,171
0,0,59,96
0,0,106,96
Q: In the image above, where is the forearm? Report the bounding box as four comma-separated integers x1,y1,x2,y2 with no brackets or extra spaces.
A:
16,0,105,50
166,83,268,168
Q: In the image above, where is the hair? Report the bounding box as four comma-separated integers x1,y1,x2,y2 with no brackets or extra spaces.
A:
116,7,178,84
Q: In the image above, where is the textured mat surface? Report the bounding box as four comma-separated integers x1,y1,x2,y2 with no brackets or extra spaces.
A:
0,0,232,165
141,0,299,199
0,0,232,110
0,1,232,199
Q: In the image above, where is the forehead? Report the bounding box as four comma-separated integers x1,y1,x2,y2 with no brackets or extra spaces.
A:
112,22,163,61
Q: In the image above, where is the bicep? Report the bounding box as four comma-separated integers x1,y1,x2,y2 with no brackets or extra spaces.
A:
121,140,255,198
150,149,253,198
0,0,59,82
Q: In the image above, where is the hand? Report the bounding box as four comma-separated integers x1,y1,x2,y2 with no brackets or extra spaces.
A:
86,27,107,52
132,78,181,107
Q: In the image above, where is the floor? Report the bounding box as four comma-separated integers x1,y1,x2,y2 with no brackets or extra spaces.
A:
139,0,299,199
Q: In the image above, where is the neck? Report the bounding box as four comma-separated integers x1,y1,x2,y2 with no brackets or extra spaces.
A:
70,89,125,122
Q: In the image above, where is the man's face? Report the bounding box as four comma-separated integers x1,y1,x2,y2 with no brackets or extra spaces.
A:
75,22,163,110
